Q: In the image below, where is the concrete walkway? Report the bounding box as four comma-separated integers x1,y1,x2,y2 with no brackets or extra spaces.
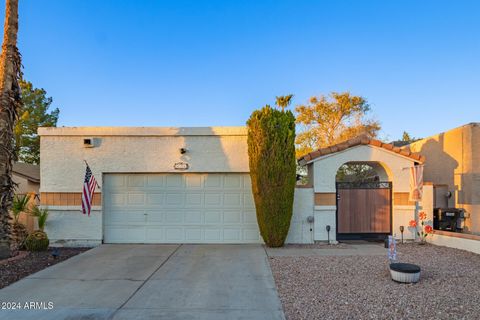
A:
266,242,386,257
0,244,284,320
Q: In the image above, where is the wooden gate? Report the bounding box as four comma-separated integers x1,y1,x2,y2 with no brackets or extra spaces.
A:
336,181,392,240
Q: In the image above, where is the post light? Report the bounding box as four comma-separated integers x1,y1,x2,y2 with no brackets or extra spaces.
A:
399,226,405,244
326,225,331,244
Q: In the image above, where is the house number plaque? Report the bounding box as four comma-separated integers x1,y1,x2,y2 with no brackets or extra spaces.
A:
174,162,189,170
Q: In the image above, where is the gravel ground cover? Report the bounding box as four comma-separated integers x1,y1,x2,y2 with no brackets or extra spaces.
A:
0,247,89,289
270,243,480,320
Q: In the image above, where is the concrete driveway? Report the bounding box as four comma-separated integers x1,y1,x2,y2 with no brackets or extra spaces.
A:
0,244,284,320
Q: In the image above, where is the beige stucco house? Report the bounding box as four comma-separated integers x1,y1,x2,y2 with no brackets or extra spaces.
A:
39,127,425,247
406,123,480,234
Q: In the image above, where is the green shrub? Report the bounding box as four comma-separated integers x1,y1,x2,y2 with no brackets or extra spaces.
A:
29,205,49,231
11,194,31,223
247,105,296,247
25,230,49,251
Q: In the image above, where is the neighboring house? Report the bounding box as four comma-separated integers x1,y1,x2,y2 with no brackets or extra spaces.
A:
406,123,480,234
13,162,40,195
39,127,425,246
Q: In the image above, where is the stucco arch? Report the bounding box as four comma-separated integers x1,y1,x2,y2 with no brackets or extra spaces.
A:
335,160,393,183
298,140,423,243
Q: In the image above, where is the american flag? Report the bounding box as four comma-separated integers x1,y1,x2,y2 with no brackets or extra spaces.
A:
82,163,98,216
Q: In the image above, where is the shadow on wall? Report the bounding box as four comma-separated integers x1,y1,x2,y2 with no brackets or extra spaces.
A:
413,135,458,206
177,127,233,173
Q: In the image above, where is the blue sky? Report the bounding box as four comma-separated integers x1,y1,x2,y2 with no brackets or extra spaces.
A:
4,0,480,140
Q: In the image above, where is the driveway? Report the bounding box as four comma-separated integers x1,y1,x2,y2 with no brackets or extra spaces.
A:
0,244,284,320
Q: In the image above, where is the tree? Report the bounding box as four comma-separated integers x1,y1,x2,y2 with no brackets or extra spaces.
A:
0,0,21,259
15,80,59,164
401,131,420,144
295,92,381,157
247,101,296,247
275,94,293,112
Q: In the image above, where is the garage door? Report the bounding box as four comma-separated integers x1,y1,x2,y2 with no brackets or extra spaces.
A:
103,173,261,243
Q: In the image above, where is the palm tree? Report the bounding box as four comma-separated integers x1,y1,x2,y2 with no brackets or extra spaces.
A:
0,0,22,259
275,94,293,112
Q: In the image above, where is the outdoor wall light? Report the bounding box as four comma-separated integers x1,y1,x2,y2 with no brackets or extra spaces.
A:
179,147,187,154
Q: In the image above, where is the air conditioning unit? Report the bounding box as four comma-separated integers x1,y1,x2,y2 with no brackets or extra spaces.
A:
83,137,95,148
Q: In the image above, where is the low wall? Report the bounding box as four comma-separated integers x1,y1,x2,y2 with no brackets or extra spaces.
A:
286,187,315,244
430,230,480,255
45,206,102,247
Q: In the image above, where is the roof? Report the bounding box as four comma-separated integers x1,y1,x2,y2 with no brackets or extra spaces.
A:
12,162,40,183
298,135,426,164
37,127,247,137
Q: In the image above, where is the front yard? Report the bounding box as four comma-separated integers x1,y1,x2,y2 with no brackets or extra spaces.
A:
270,243,480,320
0,248,88,289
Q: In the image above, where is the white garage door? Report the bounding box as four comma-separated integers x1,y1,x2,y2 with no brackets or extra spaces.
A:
103,173,261,243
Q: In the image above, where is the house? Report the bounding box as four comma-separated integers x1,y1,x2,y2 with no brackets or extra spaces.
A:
405,123,480,234
13,162,40,196
39,127,427,246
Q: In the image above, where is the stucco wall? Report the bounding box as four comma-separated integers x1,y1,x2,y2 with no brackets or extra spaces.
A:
286,188,315,244
407,123,480,233
40,126,317,245
308,144,419,242
39,127,249,192
45,207,102,247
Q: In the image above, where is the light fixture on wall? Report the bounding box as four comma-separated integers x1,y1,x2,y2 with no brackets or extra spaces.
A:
179,147,187,154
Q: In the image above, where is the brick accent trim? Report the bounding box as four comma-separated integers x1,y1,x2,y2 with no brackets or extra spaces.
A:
40,192,101,206
314,193,337,206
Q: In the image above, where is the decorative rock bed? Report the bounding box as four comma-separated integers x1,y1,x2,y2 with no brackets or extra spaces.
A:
269,243,480,320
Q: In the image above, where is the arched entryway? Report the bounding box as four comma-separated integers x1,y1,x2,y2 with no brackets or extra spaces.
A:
335,161,393,240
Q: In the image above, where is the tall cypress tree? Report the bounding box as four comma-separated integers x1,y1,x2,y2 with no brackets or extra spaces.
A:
247,101,296,247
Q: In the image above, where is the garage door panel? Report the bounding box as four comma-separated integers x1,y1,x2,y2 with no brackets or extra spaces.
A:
165,175,184,188
145,227,164,242
127,193,145,205
224,193,242,207
185,228,202,241
205,228,222,241
244,210,257,223
105,210,146,225
165,210,184,223
244,193,255,209
204,175,222,188
165,228,184,241
105,175,125,188
224,175,242,188
205,193,222,206
106,193,126,207
185,193,203,207
104,173,261,244
127,175,145,187
224,210,241,223
224,228,241,241
146,193,164,205
145,210,163,223
106,226,144,243
244,228,261,242
184,211,203,224
185,175,202,188
165,193,184,206
205,210,222,224
146,175,165,187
